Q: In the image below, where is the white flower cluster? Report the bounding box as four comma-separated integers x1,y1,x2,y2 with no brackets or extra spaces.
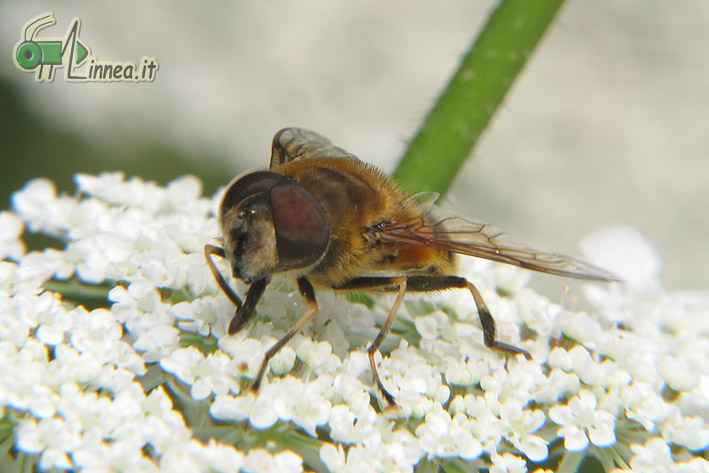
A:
1,173,708,473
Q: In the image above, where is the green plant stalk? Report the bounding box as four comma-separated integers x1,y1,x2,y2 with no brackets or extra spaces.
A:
393,0,566,196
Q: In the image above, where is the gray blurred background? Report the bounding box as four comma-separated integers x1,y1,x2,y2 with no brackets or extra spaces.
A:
1,1,707,292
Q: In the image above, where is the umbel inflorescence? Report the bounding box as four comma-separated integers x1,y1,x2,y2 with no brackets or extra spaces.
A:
0,173,707,472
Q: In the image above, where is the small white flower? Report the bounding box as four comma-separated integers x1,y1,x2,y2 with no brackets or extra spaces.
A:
321,442,417,473
330,431,422,473
554,310,603,348
11,178,62,235
15,290,72,346
493,264,530,297
110,279,179,359
320,444,348,473
327,402,380,446
480,359,544,408
549,389,617,452
160,346,206,385
16,251,58,288
159,439,243,473
661,411,709,452
328,404,364,444
271,377,332,437
70,236,120,283
198,439,244,473
76,173,210,217
415,405,483,461
414,310,451,341
140,387,193,451
567,345,603,386
16,417,79,470
490,452,527,473
380,340,450,416
532,368,581,405
444,355,490,387
0,211,25,261
548,346,573,370
160,347,239,400
242,448,303,473
515,289,555,338
68,307,146,375
210,392,278,430
328,371,372,414
499,398,548,462
218,336,268,380
269,345,296,375
626,437,674,472
620,381,672,431
2,338,60,418
460,394,505,453
171,296,223,336
658,355,699,393
295,336,341,375
71,437,159,473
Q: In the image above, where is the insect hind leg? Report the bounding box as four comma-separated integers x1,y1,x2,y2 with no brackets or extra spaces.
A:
464,280,531,359
334,275,531,396
400,275,530,359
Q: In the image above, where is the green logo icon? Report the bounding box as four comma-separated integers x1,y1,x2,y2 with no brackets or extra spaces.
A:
13,12,89,82
13,12,158,83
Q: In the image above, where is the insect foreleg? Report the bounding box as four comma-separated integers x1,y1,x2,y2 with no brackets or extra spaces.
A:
251,276,320,392
205,243,270,336
229,278,268,335
205,243,243,309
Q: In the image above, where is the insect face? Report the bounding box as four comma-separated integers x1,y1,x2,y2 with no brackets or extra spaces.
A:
221,192,277,283
219,170,330,284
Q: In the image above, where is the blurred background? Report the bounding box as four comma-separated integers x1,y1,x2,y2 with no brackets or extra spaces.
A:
1,1,707,292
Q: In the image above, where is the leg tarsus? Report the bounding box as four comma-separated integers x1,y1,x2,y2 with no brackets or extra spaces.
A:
366,276,407,409
228,277,268,335
467,281,531,359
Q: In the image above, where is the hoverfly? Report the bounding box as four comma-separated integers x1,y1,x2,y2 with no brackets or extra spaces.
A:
205,127,619,406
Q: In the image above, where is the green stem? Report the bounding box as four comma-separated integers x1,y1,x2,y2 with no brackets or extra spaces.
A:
393,0,566,196
557,451,584,473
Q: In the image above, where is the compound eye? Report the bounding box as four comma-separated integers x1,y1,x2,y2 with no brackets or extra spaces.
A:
220,171,285,219
269,180,329,268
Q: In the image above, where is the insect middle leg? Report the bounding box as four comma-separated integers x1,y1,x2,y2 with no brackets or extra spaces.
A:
251,276,320,392
334,275,531,406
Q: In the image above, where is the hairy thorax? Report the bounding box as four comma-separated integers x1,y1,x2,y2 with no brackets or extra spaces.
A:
276,157,456,288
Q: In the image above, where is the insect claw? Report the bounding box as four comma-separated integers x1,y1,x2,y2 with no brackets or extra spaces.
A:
383,392,400,410
384,399,400,411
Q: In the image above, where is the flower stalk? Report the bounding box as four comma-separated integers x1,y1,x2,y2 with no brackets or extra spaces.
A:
393,0,566,196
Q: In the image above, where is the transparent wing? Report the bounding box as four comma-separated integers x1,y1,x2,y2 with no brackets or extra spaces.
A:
379,210,620,281
270,127,359,170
